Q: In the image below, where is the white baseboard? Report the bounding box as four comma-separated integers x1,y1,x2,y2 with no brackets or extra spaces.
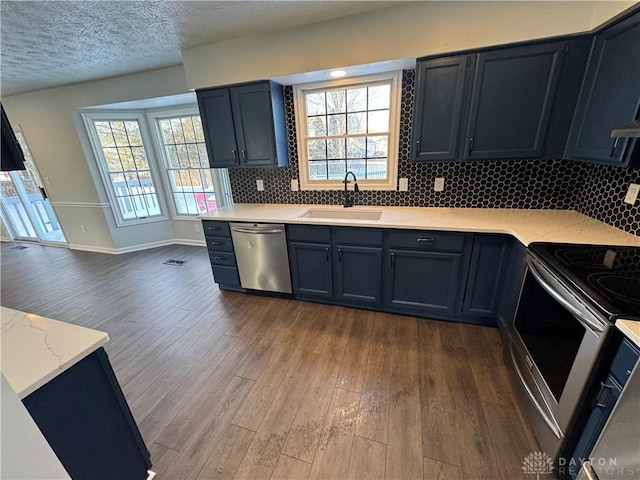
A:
69,238,206,255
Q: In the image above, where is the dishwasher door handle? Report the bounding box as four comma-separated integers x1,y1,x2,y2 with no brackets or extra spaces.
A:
231,227,284,235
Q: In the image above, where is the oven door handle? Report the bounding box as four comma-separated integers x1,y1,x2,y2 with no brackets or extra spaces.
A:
509,340,563,439
526,257,605,334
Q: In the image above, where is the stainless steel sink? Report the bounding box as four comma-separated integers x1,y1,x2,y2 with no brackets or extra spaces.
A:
299,208,383,221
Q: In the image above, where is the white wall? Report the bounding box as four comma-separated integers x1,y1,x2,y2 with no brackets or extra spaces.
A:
2,65,206,252
183,1,636,89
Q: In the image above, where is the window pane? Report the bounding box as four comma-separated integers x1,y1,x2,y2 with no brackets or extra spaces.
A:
368,158,387,179
347,113,366,134
326,90,346,114
171,118,185,144
118,147,135,170
327,160,346,180
197,143,209,166
327,114,346,135
308,139,327,160
176,145,190,168
367,136,388,158
132,147,148,169
181,117,196,143
327,138,345,159
103,148,122,171
307,116,327,137
347,159,366,179
193,117,205,142
308,160,327,180
346,88,367,112
368,85,390,110
165,145,180,168
187,144,201,168
94,122,115,147
367,110,389,133
124,121,142,145
347,137,365,159
111,122,129,146
306,92,326,115
159,119,174,144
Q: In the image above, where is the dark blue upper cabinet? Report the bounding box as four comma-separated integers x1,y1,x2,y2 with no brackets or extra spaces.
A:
463,41,566,159
411,55,473,162
565,11,640,167
196,80,289,168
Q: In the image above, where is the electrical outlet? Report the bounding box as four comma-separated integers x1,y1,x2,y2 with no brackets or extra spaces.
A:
44,176,52,186
256,179,264,191
194,223,201,233
80,225,87,234
624,183,639,205
434,177,445,192
291,179,299,191
399,178,408,191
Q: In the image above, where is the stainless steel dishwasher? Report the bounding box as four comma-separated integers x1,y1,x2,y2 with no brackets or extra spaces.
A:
229,223,292,294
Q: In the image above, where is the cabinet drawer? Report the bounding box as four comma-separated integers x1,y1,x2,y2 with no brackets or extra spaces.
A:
208,251,237,267
610,338,640,387
388,230,465,252
288,224,331,243
206,236,234,252
202,220,231,237
333,227,383,246
212,265,240,286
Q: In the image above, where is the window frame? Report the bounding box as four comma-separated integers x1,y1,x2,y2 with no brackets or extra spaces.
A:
293,71,402,191
81,111,168,227
146,106,229,221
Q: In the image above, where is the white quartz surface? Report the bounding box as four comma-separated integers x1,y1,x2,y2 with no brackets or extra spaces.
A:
199,204,640,247
616,320,640,348
0,307,109,399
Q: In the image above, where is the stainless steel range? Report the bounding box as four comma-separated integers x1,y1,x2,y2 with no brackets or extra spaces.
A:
509,243,640,458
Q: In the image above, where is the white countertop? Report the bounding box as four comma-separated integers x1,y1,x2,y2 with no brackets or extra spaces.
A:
0,307,109,399
199,204,640,247
616,320,640,348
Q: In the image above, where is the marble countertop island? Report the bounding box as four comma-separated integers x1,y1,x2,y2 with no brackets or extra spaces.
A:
199,204,640,247
0,306,109,399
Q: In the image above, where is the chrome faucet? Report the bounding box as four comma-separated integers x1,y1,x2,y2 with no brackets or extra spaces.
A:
343,171,359,208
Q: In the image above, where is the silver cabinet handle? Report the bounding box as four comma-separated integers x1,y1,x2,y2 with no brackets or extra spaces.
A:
338,248,342,263
610,137,620,157
207,226,221,231
209,241,224,245
468,137,474,152
325,247,330,262
241,149,247,161
212,256,227,260
390,252,395,267
232,150,237,160
417,238,435,243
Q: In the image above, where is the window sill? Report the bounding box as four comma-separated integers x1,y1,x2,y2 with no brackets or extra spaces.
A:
298,182,398,191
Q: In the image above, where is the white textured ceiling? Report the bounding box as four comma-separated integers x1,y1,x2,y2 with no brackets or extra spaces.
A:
0,1,399,96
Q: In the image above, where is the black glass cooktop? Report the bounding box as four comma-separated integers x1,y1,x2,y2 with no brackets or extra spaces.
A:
529,242,640,320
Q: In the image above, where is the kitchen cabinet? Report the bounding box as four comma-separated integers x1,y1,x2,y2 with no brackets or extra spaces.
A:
202,220,242,291
569,339,639,474
411,55,473,162
289,242,333,299
565,11,640,167
384,230,469,317
461,234,513,327
333,227,384,306
463,41,566,159
23,348,151,480
196,80,288,168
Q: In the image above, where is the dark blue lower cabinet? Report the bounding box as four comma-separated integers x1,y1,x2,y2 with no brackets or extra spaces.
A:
23,348,151,480
334,245,383,305
384,249,463,316
289,242,333,299
569,374,622,477
461,235,513,326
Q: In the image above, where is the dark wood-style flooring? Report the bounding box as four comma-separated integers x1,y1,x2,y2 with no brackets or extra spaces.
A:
1,241,539,479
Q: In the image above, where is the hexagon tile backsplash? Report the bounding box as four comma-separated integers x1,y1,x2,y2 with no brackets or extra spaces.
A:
228,70,640,237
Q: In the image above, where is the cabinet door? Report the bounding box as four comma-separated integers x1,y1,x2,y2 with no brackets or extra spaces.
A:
462,235,512,325
230,83,277,166
411,55,472,162
570,374,622,467
565,13,640,166
334,245,383,305
464,41,565,159
289,242,333,299
385,249,462,315
196,88,240,167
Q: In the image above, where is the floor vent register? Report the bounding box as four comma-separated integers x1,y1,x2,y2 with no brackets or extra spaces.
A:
163,259,187,266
